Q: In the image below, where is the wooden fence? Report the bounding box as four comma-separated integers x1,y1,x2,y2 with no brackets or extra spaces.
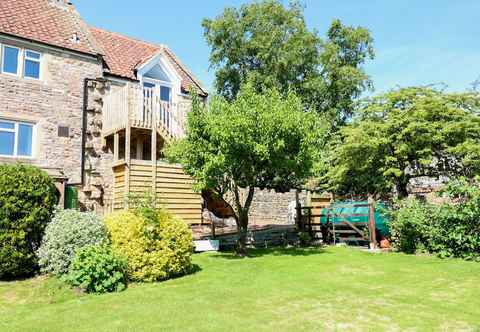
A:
111,159,203,224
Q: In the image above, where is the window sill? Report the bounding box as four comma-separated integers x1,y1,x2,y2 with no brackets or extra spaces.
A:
0,156,35,164
0,72,43,84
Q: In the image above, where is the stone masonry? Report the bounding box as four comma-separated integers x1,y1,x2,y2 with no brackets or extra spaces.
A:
248,189,308,226
0,36,103,202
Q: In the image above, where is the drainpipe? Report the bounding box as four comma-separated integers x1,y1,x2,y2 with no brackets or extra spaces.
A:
69,77,96,187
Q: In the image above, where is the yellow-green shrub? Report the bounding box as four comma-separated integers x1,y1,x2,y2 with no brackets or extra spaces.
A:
104,209,194,282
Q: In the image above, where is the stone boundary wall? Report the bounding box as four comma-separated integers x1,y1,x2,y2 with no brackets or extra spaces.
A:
247,189,307,226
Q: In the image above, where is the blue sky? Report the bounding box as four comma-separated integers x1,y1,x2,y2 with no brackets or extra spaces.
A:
75,0,480,94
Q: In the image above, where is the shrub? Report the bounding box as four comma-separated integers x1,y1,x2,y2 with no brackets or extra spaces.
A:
389,179,480,260
427,180,480,260
0,164,58,279
388,199,432,254
37,209,107,275
66,245,127,294
105,208,194,282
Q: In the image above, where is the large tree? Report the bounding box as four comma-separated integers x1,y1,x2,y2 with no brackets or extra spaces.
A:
167,84,324,255
318,87,480,198
202,0,374,125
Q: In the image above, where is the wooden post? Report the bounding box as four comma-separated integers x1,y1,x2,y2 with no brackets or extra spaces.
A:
211,219,216,239
151,96,158,206
307,207,312,238
113,132,119,161
368,195,377,249
295,189,302,231
124,126,131,209
332,213,336,246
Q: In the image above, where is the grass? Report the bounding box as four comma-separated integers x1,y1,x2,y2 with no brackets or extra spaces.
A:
1,247,480,332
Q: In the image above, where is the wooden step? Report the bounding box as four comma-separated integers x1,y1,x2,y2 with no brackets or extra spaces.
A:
339,237,366,242
331,230,361,234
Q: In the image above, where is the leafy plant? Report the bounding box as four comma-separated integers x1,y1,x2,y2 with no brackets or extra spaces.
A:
203,1,374,125
428,179,480,260
166,84,324,255
298,232,312,247
319,87,480,197
66,245,127,294
388,199,432,254
105,209,194,282
0,164,58,279
37,209,107,275
389,179,480,260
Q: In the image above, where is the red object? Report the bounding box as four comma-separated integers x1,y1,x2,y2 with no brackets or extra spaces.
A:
380,237,390,249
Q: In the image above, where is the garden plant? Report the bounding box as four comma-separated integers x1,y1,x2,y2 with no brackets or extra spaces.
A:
0,164,58,279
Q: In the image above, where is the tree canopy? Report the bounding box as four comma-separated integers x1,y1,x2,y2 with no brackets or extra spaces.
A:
202,0,374,125
167,84,324,254
318,87,480,198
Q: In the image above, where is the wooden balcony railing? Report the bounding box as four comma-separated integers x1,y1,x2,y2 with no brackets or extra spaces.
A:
102,85,186,139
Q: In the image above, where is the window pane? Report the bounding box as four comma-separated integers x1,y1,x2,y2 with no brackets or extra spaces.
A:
18,124,33,156
2,46,19,74
160,86,171,102
24,59,40,79
143,82,155,88
0,131,14,155
25,51,40,60
0,121,14,130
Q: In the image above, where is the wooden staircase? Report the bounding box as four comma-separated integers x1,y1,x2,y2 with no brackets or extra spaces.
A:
300,198,377,247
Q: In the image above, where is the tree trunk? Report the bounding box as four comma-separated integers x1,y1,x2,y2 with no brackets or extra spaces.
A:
233,186,255,257
235,212,249,257
395,180,409,199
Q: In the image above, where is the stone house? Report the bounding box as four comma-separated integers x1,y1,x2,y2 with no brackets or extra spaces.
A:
0,0,302,226
0,0,205,220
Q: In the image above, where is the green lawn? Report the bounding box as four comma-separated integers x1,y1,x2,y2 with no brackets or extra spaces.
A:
1,247,479,332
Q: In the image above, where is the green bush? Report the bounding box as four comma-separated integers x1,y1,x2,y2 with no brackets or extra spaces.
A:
389,199,432,254
389,179,480,260
105,208,194,282
66,245,127,294
0,164,58,279
37,209,107,275
427,180,480,260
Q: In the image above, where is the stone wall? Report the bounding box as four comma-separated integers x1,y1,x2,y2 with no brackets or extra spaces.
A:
247,189,307,226
0,37,102,184
79,79,115,212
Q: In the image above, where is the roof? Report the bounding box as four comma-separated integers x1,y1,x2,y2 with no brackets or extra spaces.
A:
0,0,102,56
90,27,207,96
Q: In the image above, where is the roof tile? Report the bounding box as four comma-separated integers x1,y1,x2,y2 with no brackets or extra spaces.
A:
90,27,207,96
0,0,102,56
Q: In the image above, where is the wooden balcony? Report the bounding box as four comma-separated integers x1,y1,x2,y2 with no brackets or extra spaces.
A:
110,159,203,224
102,85,186,140
101,85,201,224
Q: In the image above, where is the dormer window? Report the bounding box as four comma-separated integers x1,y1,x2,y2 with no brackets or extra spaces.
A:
143,80,171,103
142,62,173,103
137,51,182,105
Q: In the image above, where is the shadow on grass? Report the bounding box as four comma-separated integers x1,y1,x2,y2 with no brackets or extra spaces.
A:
169,263,202,279
208,246,328,260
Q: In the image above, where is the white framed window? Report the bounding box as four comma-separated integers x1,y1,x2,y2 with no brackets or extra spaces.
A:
0,44,42,80
143,78,172,102
0,119,35,158
24,50,41,79
2,45,20,76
